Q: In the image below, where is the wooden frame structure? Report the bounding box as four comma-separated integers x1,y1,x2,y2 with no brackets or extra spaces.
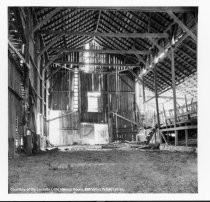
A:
8,7,197,154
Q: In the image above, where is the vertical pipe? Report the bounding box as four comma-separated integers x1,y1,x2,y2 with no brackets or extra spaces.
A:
171,47,178,146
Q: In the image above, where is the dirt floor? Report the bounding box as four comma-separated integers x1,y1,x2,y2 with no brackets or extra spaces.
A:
8,148,197,193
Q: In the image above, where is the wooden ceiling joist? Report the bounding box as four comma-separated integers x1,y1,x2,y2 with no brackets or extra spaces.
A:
54,61,140,67
8,39,30,69
32,7,63,33
40,9,79,30
167,11,197,41
49,48,150,55
39,30,169,39
43,52,63,71
9,7,197,94
60,7,197,13
38,34,63,57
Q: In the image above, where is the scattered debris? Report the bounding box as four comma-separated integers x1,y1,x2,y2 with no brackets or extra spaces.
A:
102,144,120,149
160,144,196,152
130,145,149,149
46,147,59,153
149,143,160,150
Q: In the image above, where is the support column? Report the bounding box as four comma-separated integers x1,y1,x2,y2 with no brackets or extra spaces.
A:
42,69,45,137
171,47,178,146
24,8,32,155
115,65,118,141
107,74,113,142
154,66,161,143
142,76,146,126
185,95,189,146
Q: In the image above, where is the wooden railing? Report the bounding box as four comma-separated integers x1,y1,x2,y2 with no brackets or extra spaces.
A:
161,101,197,126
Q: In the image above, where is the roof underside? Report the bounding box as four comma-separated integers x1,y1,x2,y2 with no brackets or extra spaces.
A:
9,7,198,95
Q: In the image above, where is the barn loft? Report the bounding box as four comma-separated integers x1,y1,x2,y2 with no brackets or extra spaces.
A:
8,7,197,156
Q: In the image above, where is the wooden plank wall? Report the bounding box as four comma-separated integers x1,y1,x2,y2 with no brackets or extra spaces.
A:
109,73,136,141
48,41,137,143
48,67,80,145
8,8,51,155
80,72,108,123
8,57,24,156
49,69,74,110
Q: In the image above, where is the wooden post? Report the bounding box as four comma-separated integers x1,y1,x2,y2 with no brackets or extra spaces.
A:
107,74,113,142
68,65,71,110
171,47,178,146
23,8,33,155
185,95,189,146
162,104,170,143
142,76,147,126
115,61,118,141
185,126,188,146
154,66,161,143
42,68,45,137
25,8,30,129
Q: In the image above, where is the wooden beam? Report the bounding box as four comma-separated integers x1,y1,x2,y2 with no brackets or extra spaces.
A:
98,13,150,51
167,11,197,41
50,48,150,55
54,61,139,67
115,68,118,139
142,76,146,103
40,10,78,30
147,95,185,101
46,65,63,80
149,38,164,52
118,74,134,90
154,66,161,132
95,10,101,33
38,34,63,57
8,86,23,101
154,66,161,143
8,40,29,68
43,52,63,71
171,47,178,146
111,111,141,127
134,52,147,65
32,7,63,33
141,25,197,78
160,125,197,132
46,111,76,122
127,69,143,83
39,30,169,38
182,43,196,54
117,66,135,73
32,8,50,63
176,47,196,62
57,7,197,12
18,8,26,40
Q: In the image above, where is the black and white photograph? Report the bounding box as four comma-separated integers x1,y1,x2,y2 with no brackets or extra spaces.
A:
1,0,210,201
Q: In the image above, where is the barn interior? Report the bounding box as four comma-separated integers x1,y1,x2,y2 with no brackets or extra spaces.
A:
8,7,197,155
7,6,198,194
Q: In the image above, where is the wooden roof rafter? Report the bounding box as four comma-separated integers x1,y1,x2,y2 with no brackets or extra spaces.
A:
107,11,154,49
167,11,197,41
27,7,197,93
32,7,64,33
39,30,169,39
